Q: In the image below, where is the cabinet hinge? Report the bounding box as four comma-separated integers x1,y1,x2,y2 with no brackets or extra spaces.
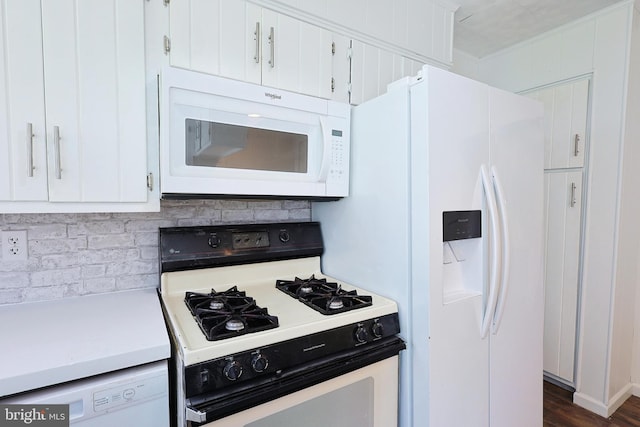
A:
346,47,353,60
147,173,154,192
163,0,170,6
331,78,335,93
347,82,352,95
163,36,171,55
331,42,336,55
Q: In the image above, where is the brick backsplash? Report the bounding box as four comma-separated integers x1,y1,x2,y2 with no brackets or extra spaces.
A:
0,199,311,305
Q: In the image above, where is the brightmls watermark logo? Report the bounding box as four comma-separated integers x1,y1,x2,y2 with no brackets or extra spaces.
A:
0,405,68,426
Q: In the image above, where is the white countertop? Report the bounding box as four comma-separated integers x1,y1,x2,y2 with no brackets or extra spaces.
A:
0,288,170,397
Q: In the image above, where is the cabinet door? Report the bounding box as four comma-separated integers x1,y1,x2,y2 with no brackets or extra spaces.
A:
527,79,589,169
543,170,583,384
169,0,261,84
0,0,48,201
41,0,147,202
350,41,393,105
260,9,333,98
329,33,351,103
350,40,422,105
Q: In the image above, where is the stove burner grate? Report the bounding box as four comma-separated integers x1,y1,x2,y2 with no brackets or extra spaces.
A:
276,275,373,315
185,286,279,341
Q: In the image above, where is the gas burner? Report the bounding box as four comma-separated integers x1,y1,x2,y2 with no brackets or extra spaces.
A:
225,318,245,331
209,299,224,310
328,297,344,310
185,286,278,341
276,275,373,315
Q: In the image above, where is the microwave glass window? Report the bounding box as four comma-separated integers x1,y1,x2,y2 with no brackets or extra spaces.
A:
185,119,308,173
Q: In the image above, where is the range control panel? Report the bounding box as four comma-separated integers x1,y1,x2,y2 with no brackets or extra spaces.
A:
159,222,324,272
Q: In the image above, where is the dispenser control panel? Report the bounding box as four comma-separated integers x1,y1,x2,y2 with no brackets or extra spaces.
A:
442,210,481,242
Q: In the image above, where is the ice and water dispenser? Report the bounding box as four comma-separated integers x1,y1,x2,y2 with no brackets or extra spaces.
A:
442,210,483,303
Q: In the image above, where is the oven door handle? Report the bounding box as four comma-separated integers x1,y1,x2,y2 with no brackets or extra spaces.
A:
186,407,208,423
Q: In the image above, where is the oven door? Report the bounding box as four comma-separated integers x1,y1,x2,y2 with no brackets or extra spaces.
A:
184,337,405,427
199,356,399,427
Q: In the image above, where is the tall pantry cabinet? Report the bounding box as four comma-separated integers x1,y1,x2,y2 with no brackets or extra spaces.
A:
0,0,150,210
526,78,590,386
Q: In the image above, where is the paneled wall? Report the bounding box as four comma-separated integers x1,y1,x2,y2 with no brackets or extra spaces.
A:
0,200,311,305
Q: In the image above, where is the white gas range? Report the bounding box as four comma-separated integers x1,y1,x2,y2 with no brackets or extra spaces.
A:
159,222,405,427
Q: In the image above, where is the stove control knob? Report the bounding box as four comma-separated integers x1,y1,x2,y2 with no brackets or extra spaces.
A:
208,233,221,248
251,354,269,373
355,325,369,343
223,360,243,381
279,231,290,243
371,321,384,338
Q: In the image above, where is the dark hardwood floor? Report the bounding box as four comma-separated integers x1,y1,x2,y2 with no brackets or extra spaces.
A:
544,381,640,426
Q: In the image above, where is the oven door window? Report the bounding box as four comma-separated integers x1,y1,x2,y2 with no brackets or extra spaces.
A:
185,119,309,173
246,379,373,427
200,356,399,427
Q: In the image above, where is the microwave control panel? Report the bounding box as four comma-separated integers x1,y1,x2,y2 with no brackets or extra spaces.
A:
327,128,350,196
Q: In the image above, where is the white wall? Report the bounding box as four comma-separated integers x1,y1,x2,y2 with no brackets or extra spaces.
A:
471,0,638,416
625,5,640,393
451,48,480,79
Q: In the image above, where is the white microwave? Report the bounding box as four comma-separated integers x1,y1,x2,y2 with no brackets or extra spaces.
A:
159,67,350,199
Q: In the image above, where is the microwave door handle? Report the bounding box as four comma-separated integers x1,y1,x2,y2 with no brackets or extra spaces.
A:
317,117,332,181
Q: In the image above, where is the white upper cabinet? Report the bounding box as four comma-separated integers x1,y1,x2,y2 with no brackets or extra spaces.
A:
0,0,149,209
350,40,424,105
273,0,455,66
169,0,261,85
0,0,48,201
168,0,453,102
526,79,589,170
168,0,340,99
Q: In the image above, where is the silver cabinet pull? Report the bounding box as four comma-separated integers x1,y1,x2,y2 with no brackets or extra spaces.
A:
570,182,577,207
268,26,275,68
53,126,62,179
574,134,580,156
253,22,260,63
26,123,34,177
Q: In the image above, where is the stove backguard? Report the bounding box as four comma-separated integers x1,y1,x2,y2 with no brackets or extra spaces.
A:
159,222,324,273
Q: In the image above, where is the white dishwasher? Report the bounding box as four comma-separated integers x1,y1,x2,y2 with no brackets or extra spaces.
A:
0,360,169,426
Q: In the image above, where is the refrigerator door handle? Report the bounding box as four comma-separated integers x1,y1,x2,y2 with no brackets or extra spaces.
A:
480,164,502,339
491,166,510,334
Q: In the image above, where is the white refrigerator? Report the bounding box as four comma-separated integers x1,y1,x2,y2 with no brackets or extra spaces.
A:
313,65,544,427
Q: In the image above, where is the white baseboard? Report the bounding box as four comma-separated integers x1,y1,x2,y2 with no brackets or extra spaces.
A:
573,392,609,417
573,383,633,417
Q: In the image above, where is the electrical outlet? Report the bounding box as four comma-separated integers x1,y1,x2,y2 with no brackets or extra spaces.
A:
2,230,28,261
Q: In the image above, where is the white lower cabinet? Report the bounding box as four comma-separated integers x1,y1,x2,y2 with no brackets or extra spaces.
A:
0,0,150,210
543,170,583,384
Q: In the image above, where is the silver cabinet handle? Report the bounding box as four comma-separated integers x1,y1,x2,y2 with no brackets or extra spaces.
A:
253,22,260,63
268,26,275,68
574,134,580,156
570,182,577,207
53,126,62,179
26,122,34,177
